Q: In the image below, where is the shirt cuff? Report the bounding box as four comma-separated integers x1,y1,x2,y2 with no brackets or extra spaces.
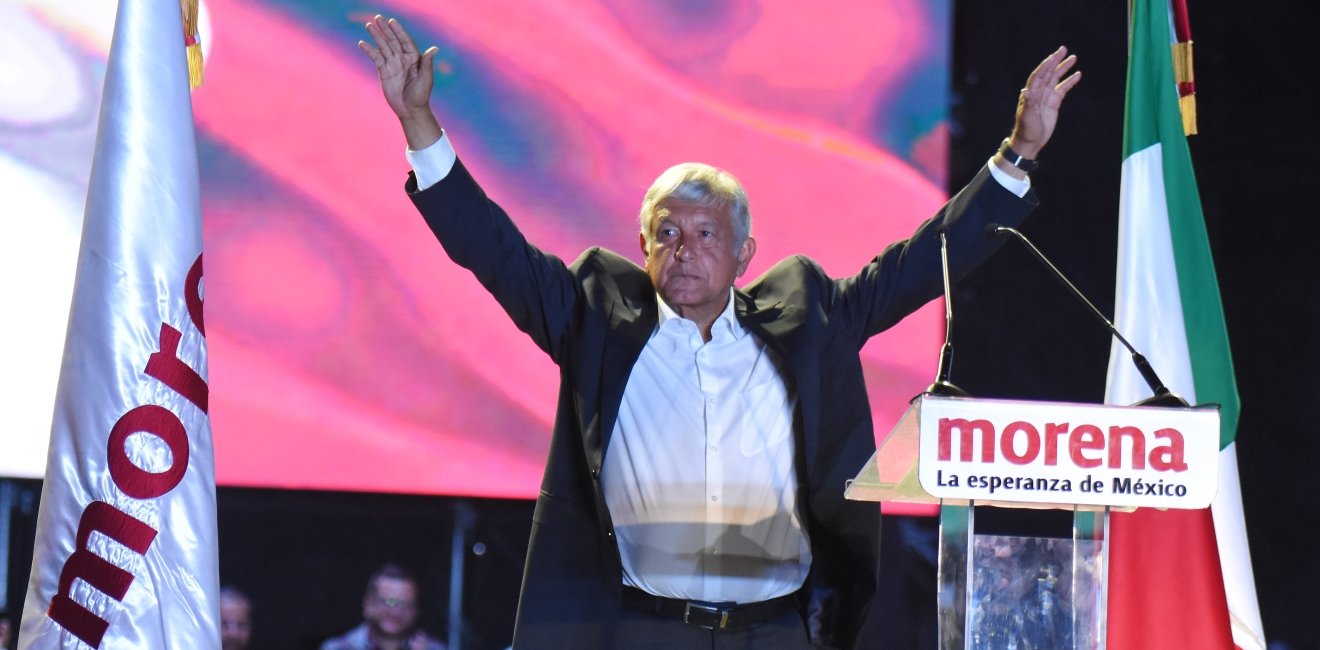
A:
406,131,456,191
986,156,1031,198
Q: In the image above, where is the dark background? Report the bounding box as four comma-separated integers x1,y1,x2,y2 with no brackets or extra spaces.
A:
5,2,1318,649
948,2,1320,649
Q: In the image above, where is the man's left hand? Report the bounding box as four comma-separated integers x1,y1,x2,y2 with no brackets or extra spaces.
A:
1008,46,1082,160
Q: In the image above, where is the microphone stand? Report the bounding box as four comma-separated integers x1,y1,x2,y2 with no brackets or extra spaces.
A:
926,229,970,398
987,224,1188,407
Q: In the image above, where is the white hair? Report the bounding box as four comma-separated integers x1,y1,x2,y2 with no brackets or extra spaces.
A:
638,162,751,249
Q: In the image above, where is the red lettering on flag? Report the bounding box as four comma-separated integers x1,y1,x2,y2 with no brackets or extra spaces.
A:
107,405,190,499
47,502,158,647
185,253,205,336
144,323,208,413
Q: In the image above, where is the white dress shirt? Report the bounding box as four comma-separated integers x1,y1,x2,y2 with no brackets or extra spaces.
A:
603,292,807,604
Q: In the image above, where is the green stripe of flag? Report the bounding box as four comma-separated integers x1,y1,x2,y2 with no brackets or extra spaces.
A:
1125,0,1239,447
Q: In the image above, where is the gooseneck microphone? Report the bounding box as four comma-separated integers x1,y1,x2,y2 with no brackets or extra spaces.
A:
925,227,970,398
986,224,1188,407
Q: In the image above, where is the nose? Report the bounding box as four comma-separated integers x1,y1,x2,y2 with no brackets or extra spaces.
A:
674,237,695,261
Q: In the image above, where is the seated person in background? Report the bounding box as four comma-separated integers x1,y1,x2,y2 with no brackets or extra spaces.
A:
220,586,254,650
321,563,446,650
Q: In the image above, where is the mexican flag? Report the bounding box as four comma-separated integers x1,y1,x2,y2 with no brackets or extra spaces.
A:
1104,1,1265,648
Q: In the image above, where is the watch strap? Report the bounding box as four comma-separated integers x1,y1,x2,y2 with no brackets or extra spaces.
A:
997,139,1039,173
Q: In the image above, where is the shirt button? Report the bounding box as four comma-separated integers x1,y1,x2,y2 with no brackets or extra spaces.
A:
711,495,718,502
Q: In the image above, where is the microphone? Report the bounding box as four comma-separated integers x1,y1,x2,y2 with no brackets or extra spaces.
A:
985,224,1187,407
925,227,970,398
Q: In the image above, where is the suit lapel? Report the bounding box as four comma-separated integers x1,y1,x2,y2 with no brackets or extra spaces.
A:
590,293,655,469
736,290,822,482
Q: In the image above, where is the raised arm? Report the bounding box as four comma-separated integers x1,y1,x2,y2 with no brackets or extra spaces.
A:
829,46,1082,338
362,17,584,360
359,15,444,151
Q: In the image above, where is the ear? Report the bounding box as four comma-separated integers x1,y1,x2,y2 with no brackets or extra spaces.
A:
639,232,649,258
735,236,757,277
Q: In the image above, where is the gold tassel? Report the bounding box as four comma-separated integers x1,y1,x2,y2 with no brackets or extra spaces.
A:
1171,41,1196,135
186,43,204,89
1178,94,1198,137
180,0,204,88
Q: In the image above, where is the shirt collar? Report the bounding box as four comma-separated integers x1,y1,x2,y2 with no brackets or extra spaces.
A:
655,288,745,341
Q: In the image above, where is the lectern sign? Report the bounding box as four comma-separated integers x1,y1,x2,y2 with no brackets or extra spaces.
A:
916,396,1220,509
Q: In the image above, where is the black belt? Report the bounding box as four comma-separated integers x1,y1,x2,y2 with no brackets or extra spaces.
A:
621,586,800,631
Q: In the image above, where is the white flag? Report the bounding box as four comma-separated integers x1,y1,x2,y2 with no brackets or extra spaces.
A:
19,0,219,647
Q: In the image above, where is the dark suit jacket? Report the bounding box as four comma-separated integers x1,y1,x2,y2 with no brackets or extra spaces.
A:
408,160,1035,649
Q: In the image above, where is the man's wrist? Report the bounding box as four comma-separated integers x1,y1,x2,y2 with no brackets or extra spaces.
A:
987,155,1031,197
407,130,456,190
997,138,1039,174
1003,136,1041,162
399,108,443,151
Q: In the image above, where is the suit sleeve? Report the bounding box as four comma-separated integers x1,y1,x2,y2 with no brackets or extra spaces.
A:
406,159,579,363
834,164,1038,343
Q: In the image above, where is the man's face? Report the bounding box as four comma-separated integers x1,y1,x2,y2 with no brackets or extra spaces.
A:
219,596,252,650
364,577,419,640
641,200,755,324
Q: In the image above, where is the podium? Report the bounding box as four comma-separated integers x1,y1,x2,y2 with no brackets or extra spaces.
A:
846,394,1220,649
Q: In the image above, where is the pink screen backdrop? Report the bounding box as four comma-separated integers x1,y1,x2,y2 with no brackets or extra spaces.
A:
5,0,952,504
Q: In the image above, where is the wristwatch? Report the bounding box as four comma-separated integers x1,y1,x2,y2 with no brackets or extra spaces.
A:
997,139,1039,173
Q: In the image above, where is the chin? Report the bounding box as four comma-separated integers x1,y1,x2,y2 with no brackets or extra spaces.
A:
662,287,707,304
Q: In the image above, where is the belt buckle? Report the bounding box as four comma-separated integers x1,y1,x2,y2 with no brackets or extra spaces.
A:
683,602,730,630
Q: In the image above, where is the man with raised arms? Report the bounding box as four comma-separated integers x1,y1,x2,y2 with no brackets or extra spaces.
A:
359,16,1078,649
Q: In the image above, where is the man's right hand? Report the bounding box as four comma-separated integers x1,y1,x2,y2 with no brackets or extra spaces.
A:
359,15,443,150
